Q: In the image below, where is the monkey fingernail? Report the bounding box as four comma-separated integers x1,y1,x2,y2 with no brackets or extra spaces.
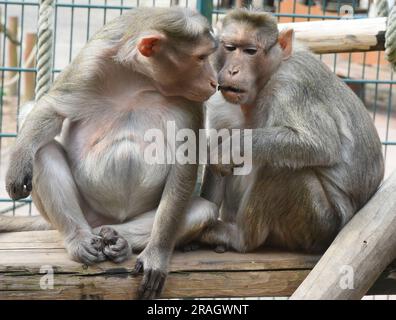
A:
132,260,144,275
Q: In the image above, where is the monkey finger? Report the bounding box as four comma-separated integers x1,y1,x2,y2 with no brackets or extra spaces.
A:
110,237,129,252
141,270,165,300
132,259,144,276
137,269,153,300
149,271,166,299
155,274,166,299
83,243,101,257
99,226,119,245
103,245,130,263
23,175,33,192
74,250,100,265
90,236,104,251
8,182,29,200
111,253,130,264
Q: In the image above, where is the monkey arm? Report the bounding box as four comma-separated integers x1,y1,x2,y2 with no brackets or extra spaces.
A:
15,97,64,157
133,163,198,297
6,97,64,200
201,165,225,207
248,123,342,169
150,163,198,252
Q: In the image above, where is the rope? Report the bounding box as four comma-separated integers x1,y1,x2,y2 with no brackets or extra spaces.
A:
385,5,396,69
374,0,389,17
35,0,54,102
374,1,396,69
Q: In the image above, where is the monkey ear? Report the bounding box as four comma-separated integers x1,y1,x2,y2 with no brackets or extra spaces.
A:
278,29,293,60
137,35,164,57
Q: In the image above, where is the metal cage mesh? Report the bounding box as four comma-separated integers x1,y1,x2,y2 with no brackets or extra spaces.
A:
0,0,394,245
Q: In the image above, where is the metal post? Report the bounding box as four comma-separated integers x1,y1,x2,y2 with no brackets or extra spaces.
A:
196,0,213,25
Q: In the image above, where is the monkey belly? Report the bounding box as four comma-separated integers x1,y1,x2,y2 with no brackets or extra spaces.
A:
70,140,169,222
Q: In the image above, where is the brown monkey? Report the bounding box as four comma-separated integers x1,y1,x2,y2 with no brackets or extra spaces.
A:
200,9,384,253
3,7,218,299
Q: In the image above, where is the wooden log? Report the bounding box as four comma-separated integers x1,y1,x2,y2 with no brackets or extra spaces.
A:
5,16,18,96
22,33,37,103
278,17,387,54
290,170,396,300
0,230,395,299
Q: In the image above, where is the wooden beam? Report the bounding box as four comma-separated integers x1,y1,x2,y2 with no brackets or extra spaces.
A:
22,32,37,103
5,16,18,96
0,230,395,299
279,17,387,54
290,170,396,300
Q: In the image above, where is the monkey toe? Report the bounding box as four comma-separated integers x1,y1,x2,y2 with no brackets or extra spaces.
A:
99,226,119,245
214,245,227,253
99,227,131,263
182,242,200,252
103,243,131,263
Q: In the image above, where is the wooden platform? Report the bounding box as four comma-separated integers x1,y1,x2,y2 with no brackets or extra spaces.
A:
0,230,395,299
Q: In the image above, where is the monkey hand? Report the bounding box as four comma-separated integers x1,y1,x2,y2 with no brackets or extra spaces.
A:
132,245,169,300
210,163,234,176
209,137,242,176
5,149,33,200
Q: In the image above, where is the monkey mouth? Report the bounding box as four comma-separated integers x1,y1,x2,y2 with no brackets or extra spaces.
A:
218,85,246,94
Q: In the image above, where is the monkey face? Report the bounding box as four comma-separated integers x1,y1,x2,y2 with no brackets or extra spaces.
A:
215,22,283,106
135,33,218,102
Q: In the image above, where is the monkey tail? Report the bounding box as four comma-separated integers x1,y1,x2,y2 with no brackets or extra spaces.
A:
0,215,53,232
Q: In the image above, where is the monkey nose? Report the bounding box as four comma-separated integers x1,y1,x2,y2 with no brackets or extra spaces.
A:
228,69,239,76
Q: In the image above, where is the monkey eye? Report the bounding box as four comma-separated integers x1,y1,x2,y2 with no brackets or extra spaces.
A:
197,55,207,61
244,48,258,55
224,44,236,52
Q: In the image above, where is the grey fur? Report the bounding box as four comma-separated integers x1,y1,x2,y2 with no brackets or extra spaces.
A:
201,10,384,253
3,7,217,299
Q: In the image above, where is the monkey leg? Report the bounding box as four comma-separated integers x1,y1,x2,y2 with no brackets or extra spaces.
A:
32,141,106,265
93,196,218,256
199,216,270,253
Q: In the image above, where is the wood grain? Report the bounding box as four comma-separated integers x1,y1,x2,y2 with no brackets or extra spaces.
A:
0,229,395,299
279,17,387,54
291,170,396,300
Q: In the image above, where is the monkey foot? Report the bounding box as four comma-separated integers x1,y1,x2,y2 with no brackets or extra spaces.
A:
214,244,227,253
98,226,131,263
182,241,201,252
65,231,107,265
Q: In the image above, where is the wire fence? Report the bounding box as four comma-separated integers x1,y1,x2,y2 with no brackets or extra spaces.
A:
0,1,394,209
0,2,394,209
0,0,394,300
